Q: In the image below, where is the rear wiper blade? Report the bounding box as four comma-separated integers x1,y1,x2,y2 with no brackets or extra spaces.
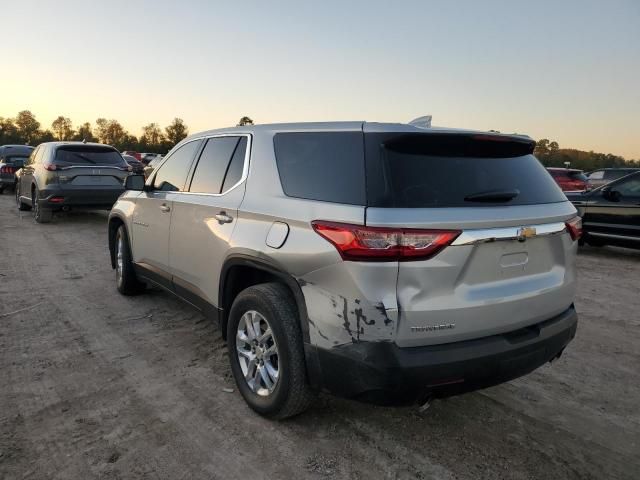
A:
464,189,520,202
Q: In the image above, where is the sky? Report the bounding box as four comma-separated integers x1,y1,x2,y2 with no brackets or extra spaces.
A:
1,0,639,158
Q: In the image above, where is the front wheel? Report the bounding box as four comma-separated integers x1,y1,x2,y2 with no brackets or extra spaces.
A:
227,283,315,419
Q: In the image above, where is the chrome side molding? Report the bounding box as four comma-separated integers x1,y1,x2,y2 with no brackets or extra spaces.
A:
452,222,566,246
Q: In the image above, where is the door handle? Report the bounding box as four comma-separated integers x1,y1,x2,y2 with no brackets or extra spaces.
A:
160,204,171,213
215,212,233,224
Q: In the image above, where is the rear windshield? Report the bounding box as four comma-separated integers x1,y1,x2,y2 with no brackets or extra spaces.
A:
4,155,29,166
365,133,566,207
54,146,126,167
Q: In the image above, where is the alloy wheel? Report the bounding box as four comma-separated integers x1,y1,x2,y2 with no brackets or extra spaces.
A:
236,310,279,396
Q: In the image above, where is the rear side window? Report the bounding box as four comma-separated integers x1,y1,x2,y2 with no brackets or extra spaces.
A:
567,171,588,181
153,140,202,192
221,137,248,192
365,133,566,208
189,136,246,194
54,146,127,167
274,132,365,205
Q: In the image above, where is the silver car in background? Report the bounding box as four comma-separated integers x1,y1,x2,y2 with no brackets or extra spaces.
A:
108,121,580,419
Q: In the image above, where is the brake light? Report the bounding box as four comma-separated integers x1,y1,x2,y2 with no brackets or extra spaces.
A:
565,216,582,241
49,196,65,204
311,221,461,262
0,166,15,174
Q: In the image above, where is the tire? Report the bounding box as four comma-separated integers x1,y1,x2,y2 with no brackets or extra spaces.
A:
227,283,315,419
33,188,52,223
114,225,144,295
0,185,4,194
16,184,31,211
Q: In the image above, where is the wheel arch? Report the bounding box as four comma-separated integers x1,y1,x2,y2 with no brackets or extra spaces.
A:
219,254,310,344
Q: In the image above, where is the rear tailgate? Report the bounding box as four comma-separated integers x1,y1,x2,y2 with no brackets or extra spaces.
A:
52,145,130,188
363,128,578,347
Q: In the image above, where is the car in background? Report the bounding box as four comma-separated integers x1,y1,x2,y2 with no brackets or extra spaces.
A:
547,167,588,192
0,145,34,193
139,152,163,165
15,142,131,223
566,171,640,249
122,150,142,161
122,154,145,175
143,155,163,178
586,168,640,189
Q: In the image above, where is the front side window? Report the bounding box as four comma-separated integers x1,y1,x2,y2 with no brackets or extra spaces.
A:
153,140,202,192
189,136,246,194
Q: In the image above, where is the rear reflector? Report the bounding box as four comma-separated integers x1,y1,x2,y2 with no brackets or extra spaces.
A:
565,216,582,241
311,221,460,262
49,196,65,204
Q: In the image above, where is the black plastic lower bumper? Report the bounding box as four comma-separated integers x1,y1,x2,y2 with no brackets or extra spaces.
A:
306,306,578,405
38,187,124,210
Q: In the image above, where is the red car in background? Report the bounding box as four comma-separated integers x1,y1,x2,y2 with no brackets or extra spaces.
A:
547,168,588,192
122,150,142,161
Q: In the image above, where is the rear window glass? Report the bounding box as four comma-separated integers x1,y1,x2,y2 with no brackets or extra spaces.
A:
54,147,127,167
274,132,365,205
4,155,29,165
567,171,588,181
365,133,566,208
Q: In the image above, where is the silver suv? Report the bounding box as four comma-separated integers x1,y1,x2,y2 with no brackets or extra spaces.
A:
108,122,580,419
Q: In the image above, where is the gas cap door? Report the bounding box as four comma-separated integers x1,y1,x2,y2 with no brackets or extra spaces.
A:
266,222,290,249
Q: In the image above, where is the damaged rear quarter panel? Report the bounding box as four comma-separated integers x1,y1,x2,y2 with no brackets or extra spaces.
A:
299,262,399,348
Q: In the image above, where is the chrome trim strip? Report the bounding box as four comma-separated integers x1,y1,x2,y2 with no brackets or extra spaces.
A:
588,232,640,242
451,222,566,246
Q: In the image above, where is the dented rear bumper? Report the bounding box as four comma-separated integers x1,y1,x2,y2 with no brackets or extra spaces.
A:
305,305,578,404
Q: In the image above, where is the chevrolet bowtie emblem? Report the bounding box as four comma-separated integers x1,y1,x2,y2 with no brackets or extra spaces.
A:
517,227,537,242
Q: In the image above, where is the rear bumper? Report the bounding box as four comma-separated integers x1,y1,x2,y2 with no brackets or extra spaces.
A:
0,176,15,186
306,305,578,404
38,186,124,210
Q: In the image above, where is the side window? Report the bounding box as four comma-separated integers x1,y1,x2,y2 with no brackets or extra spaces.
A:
25,147,38,166
153,140,202,192
614,176,640,197
589,171,604,180
221,136,248,192
189,136,245,194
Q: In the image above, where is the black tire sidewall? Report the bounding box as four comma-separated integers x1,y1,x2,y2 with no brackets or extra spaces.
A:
115,225,139,295
227,289,295,416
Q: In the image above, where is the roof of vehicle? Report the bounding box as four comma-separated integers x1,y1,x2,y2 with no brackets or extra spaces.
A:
0,144,35,153
590,167,639,171
186,121,533,142
38,141,119,150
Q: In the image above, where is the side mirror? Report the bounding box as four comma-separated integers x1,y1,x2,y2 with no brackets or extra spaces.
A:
124,174,146,191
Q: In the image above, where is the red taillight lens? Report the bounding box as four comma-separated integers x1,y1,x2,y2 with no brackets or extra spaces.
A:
0,166,15,174
311,221,460,262
44,162,57,171
49,196,65,203
565,216,582,241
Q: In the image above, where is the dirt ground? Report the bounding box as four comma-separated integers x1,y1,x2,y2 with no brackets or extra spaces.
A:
0,193,639,480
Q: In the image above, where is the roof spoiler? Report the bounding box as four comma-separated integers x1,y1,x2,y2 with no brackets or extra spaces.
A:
408,115,432,129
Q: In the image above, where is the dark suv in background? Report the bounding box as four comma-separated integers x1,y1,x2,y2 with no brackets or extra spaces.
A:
0,145,34,194
15,142,131,223
587,168,640,189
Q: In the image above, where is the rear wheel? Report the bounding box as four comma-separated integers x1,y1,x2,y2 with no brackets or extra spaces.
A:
33,188,52,223
0,185,4,194
16,183,31,211
115,225,143,295
227,283,314,419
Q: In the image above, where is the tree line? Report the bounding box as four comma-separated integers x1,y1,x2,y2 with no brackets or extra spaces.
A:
0,110,193,154
534,138,639,171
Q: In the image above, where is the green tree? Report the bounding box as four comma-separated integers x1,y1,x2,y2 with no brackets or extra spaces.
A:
51,116,74,140
0,117,21,144
165,117,188,145
74,122,97,142
15,110,41,144
35,130,56,143
534,139,550,158
140,123,165,152
237,116,254,126
95,118,129,147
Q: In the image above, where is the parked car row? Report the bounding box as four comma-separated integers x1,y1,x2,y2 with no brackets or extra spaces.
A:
546,166,640,192
0,145,34,193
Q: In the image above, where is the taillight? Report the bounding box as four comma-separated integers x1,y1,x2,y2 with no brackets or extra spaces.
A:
311,221,461,262
0,166,15,174
565,216,582,241
44,162,57,171
49,196,65,204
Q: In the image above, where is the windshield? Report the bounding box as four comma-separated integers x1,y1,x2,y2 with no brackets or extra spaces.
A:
54,146,127,167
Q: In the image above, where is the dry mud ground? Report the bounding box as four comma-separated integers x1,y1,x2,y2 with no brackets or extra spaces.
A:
0,192,638,480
